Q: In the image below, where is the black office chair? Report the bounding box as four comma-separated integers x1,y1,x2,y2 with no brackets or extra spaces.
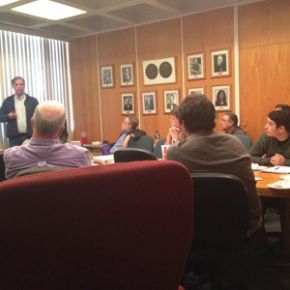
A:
114,148,157,163
127,135,154,152
153,139,165,159
184,173,257,290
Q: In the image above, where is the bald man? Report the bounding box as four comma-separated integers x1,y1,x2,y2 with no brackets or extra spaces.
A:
4,102,91,178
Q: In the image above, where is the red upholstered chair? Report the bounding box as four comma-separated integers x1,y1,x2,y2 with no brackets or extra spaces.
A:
0,160,193,290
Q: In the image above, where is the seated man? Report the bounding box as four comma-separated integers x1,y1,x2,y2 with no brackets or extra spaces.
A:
110,116,145,154
250,109,290,266
220,112,252,149
250,110,290,166
4,102,91,179
167,94,261,235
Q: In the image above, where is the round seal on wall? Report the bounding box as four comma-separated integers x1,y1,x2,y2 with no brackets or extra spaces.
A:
159,61,172,78
145,64,158,80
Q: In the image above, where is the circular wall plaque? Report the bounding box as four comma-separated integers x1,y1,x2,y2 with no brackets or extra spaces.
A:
159,62,172,78
146,64,158,79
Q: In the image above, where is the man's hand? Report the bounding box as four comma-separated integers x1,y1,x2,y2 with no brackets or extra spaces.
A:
8,111,17,119
270,154,285,166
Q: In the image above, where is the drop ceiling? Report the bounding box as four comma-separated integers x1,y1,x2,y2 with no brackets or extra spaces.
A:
0,0,264,40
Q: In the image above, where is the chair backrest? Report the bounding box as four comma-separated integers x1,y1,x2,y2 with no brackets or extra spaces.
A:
114,148,157,162
235,134,252,150
128,135,154,152
191,173,250,242
153,138,165,159
0,160,193,290
0,153,5,181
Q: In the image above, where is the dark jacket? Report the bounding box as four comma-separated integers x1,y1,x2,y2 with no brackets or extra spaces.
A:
0,94,39,138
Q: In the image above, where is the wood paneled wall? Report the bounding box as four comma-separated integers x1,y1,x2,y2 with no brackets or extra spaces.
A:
70,36,101,141
239,0,290,141
70,1,290,144
70,7,234,142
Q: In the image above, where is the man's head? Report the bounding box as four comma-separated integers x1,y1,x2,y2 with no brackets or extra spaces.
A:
265,110,290,139
121,116,138,133
220,112,238,132
32,102,66,138
275,104,290,111
11,76,25,97
178,94,215,134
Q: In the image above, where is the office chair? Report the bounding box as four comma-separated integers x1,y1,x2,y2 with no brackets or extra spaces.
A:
0,160,193,290
114,148,157,162
127,135,154,152
185,173,257,290
153,139,165,159
235,134,253,150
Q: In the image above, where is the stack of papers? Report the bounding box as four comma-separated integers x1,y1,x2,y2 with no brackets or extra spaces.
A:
262,166,290,174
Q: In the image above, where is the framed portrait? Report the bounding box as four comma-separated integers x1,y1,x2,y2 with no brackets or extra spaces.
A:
164,90,179,113
211,49,230,77
212,85,230,111
120,64,134,86
121,93,134,115
142,92,157,114
187,53,204,79
101,65,114,88
143,57,176,85
188,87,205,95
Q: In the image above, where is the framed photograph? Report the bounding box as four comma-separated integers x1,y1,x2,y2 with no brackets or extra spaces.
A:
101,65,114,88
121,93,134,114
188,87,205,95
142,92,156,114
187,53,204,79
211,49,230,77
120,64,134,86
212,85,230,111
143,57,176,85
164,90,179,113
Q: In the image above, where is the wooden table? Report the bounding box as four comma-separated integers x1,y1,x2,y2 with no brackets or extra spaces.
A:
255,171,290,198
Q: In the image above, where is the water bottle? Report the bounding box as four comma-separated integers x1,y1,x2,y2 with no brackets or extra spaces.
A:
81,131,87,146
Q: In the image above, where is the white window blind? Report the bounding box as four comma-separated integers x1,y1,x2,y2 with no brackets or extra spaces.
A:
0,30,73,148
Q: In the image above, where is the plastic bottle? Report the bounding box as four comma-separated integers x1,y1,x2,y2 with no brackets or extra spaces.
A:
81,131,87,146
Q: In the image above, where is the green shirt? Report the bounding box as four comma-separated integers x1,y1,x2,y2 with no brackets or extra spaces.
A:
249,133,290,166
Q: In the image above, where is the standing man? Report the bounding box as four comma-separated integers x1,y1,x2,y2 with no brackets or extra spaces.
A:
0,76,38,147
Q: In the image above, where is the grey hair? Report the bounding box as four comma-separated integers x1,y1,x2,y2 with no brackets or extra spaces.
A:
11,76,25,85
34,102,66,136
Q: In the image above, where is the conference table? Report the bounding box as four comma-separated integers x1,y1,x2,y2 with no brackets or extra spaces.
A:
255,170,290,199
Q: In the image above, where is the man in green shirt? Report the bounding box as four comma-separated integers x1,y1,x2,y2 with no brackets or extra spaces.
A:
250,110,290,166
250,109,290,267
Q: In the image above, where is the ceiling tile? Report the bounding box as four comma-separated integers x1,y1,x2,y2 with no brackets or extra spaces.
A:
66,0,132,10
67,14,127,31
41,24,87,37
0,11,45,26
109,3,173,23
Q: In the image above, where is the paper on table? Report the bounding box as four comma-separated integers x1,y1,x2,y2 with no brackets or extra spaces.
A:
267,180,290,190
251,163,267,171
262,166,290,174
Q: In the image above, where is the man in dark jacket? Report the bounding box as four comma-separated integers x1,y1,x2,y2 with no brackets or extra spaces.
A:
0,76,39,147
